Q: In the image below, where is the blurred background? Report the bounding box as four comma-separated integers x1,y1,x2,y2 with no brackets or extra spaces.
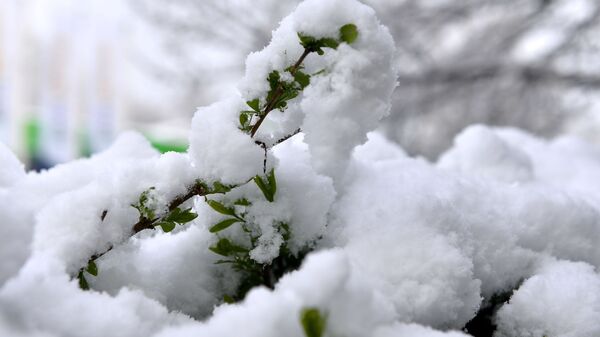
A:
1,0,600,169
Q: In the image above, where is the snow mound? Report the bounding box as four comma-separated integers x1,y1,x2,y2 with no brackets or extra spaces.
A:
496,259,600,337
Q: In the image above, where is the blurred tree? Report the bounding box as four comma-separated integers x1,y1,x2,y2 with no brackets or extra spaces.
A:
371,0,600,157
127,0,298,114
128,0,600,158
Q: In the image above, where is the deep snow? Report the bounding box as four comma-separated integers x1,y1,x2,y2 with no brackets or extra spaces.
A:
1,0,600,336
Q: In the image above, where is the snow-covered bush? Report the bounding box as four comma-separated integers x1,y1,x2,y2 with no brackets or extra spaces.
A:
2,1,600,337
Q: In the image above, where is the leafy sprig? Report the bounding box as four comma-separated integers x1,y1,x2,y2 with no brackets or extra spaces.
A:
78,23,359,300
242,23,359,138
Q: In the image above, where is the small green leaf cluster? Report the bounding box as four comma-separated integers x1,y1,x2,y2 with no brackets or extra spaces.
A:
110,22,360,303
300,307,327,337
205,169,291,300
132,186,199,233
204,168,311,302
77,260,98,290
132,187,157,220
239,99,260,133
238,23,358,134
239,67,310,132
298,34,339,55
298,23,359,55
254,169,277,202
210,23,359,301
155,207,198,233
206,195,262,300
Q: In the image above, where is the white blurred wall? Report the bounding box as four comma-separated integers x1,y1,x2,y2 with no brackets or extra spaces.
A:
0,0,187,168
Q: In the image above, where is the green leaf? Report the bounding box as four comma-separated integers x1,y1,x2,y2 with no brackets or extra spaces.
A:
212,181,236,194
158,221,176,233
179,211,198,223
246,98,260,112
298,33,315,48
234,198,251,206
339,23,358,44
164,207,181,221
300,307,327,337
209,246,228,257
207,200,237,217
278,222,291,241
227,243,249,253
267,169,277,198
254,176,274,202
209,218,240,233
239,113,249,128
321,37,339,49
86,260,98,276
294,71,311,89
215,259,235,265
223,294,235,304
167,208,198,224
209,238,247,256
312,69,326,76
276,100,288,111
78,271,89,290
268,70,281,91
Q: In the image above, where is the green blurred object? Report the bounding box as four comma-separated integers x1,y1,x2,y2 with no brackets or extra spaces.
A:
24,118,41,158
149,138,188,153
23,118,187,162
78,130,93,158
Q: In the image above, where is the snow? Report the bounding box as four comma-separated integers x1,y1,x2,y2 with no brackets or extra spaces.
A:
91,226,230,319
438,124,534,183
189,98,264,185
1,255,190,337
496,259,600,337
2,0,600,336
0,142,26,188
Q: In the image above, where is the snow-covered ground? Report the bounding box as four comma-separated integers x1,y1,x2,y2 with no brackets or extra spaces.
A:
1,0,600,336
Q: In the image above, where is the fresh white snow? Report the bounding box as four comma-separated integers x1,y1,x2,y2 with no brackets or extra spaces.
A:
1,0,599,336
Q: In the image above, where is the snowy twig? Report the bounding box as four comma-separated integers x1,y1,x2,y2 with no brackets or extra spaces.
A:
78,25,353,294
131,182,207,233
249,49,311,137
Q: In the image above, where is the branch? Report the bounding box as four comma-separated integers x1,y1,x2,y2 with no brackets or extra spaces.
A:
79,29,320,290
397,65,600,88
132,182,208,234
250,49,311,137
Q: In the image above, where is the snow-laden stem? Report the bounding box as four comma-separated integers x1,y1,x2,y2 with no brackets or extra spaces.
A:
249,49,311,137
132,182,208,233
77,47,315,284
